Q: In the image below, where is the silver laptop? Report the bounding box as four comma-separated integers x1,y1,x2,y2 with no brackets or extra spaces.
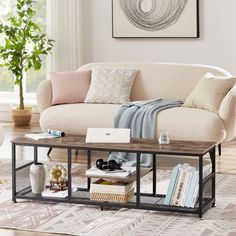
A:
85,128,130,143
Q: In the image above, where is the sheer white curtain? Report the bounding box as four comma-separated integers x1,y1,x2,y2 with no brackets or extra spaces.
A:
47,0,84,72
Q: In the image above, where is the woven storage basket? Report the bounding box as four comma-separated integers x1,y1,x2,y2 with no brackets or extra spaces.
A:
12,114,32,126
12,107,32,126
90,188,134,203
90,179,134,203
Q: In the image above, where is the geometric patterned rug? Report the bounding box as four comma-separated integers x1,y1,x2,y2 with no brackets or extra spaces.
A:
0,159,236,236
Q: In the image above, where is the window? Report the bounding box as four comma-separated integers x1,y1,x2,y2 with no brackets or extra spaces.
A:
0,0,46,98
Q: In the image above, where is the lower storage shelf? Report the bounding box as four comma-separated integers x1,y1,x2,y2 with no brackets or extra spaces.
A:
15,187,214,218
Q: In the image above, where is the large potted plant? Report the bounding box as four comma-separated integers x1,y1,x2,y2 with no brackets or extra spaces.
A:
0,0,54,126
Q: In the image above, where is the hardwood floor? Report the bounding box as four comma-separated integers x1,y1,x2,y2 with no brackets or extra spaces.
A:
0,121,236,235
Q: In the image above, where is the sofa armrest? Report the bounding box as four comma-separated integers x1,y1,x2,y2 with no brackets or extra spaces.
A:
219,86,236,142
36,80,52,114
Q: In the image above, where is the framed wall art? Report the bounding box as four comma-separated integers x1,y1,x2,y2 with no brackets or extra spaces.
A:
112,0,199,38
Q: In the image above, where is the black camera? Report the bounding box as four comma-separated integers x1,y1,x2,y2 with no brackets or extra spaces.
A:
96,159,121,171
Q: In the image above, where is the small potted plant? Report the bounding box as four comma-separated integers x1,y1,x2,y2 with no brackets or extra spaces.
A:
0,0,54,126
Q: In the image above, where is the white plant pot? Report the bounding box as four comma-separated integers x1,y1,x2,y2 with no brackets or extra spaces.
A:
29,163,47,194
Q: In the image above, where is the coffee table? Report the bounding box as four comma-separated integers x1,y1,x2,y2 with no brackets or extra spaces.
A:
11,135,216,218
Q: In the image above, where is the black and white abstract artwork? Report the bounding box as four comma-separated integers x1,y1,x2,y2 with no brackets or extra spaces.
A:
112,0,199,38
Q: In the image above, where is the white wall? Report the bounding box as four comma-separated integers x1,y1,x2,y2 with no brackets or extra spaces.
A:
82,0,236,75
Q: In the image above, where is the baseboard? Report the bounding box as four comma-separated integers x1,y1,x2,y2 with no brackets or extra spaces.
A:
0,101,39,123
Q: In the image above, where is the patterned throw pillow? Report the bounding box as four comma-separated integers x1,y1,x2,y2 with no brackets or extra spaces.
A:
84,66,138,104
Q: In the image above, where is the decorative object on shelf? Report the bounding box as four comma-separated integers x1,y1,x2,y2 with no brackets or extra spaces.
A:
49,180,68,191
49,165,68,191
112,0,199,38
0,0,54,126
29,163,47,194
0,178,7,184
96,159,121,171
158,131,170,144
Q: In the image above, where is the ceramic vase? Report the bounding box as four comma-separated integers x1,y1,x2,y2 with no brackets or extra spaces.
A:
29,163,47,194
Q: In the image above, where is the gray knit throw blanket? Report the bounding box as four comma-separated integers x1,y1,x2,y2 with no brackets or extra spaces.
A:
108,99,183,167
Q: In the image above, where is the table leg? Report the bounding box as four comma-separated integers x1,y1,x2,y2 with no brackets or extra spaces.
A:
198,155,203,218
34,146,38,163
67,148,72,200
209,146,216,206
153,154,156,196
47,147,53,156
218,143,221,156
136,153,141,207
12,143,16,203
87,150,91,190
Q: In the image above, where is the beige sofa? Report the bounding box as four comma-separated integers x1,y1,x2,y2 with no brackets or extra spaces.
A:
36,62,236,150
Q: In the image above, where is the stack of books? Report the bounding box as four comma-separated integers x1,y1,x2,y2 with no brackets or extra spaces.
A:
164,163,212,208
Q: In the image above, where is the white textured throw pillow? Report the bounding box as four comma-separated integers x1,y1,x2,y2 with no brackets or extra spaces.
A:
84,66,137,104
183,72,236,112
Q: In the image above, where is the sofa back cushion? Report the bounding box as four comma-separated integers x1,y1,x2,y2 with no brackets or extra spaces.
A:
50,70,91,105
77,63,231,102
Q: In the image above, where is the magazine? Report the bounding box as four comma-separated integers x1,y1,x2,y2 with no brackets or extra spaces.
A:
86,166,136,178
41,185,77,198
25,132,60,140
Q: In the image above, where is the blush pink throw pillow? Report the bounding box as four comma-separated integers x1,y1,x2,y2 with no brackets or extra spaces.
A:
50,70,91,105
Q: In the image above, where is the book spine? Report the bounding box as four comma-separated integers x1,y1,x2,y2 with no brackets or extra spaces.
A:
170,163,189,206
179,171,191,207
164,164,181,205
172,169,187,206
180,167,196,207
191,183,199,208
169,168,181,205
182,170,194,207
184,170,199,207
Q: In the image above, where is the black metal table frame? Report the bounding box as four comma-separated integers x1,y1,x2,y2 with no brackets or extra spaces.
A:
12,142,216,218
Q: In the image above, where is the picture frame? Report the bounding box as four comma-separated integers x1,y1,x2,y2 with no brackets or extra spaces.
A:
112,0,199,38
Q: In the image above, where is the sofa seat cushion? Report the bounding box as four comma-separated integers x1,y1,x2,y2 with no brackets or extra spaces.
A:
40,104,226,143
156,107,226,143
40,104,122,135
